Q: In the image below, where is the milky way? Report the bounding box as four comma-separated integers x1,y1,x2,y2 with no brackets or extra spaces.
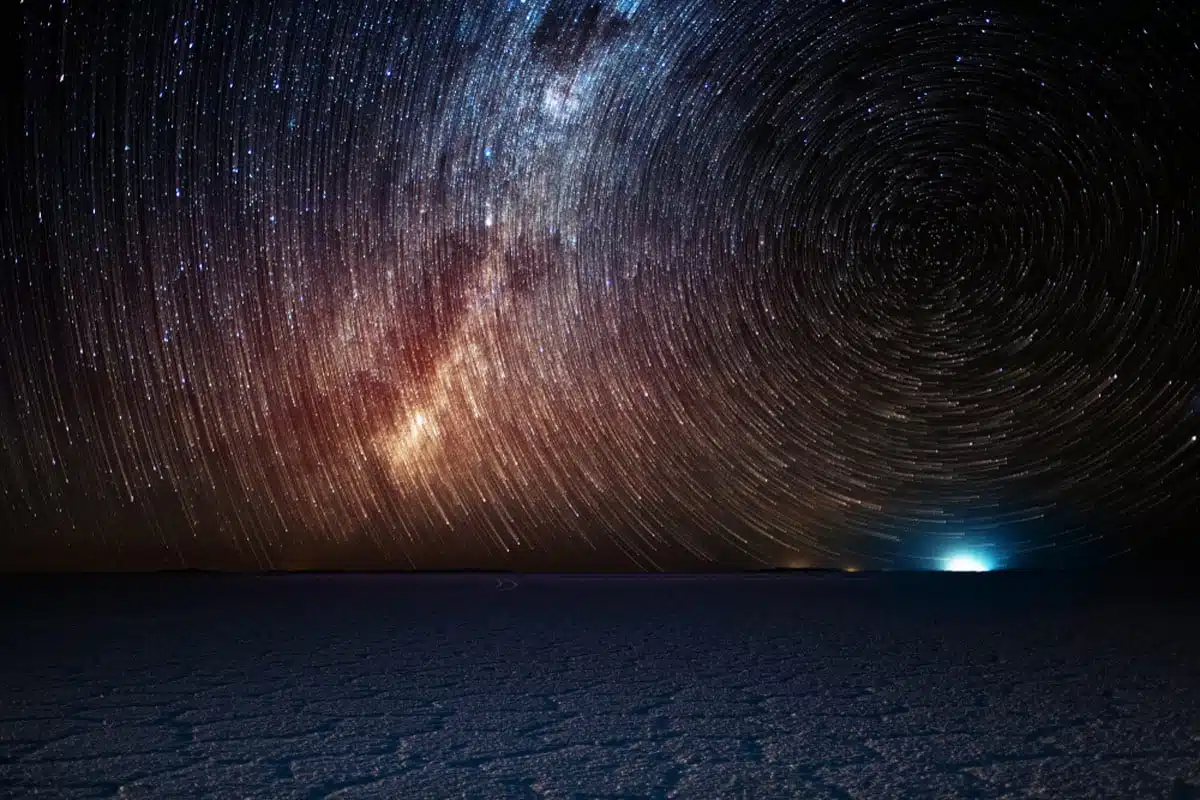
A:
2,0,1198,570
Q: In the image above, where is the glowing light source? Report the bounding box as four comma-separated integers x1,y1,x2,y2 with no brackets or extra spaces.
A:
943,553,990,572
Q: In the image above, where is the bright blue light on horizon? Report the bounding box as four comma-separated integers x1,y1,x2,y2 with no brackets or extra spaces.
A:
943,553,991,572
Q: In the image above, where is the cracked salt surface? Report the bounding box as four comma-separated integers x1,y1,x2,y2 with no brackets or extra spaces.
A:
0,573,1197,799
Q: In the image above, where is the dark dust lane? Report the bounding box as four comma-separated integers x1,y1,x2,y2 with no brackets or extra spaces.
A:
1,574,1198,798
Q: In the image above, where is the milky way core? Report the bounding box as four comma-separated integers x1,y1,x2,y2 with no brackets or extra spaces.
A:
2,0,1198,569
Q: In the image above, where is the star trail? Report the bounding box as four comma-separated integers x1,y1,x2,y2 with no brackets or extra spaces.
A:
1,0,1198,570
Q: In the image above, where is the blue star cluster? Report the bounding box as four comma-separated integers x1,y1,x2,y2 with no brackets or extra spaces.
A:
1,0,1197,569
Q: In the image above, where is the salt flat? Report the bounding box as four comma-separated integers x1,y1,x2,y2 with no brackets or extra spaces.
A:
0,573,1197,799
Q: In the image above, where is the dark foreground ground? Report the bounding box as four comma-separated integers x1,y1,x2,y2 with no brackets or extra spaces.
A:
0,573,1198,799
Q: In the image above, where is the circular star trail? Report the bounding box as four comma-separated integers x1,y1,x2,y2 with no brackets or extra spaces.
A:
2,0,1198,570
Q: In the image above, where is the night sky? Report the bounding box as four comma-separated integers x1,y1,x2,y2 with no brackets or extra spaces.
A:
1,0,1198,571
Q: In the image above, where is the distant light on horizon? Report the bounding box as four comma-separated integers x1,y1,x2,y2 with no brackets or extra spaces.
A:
943,553,991,572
